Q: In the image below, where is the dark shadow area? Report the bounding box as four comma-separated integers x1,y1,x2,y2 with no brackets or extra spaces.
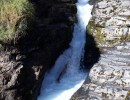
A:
83,30,101,70
82,0,101,71
0,0,76,100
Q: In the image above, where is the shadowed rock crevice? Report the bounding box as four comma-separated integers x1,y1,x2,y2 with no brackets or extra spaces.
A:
83,31,101,70
0,0,76,100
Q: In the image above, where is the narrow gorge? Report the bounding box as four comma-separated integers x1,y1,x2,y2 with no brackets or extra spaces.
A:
37,0,92,100
0,0,130,100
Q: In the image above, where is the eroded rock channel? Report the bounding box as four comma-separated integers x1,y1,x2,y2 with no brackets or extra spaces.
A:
1,0,130,100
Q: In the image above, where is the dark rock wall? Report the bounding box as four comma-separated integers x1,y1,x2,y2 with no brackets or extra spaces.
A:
0,0,76,100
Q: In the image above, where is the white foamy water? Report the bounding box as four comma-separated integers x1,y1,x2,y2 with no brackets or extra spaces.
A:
37,0,93,100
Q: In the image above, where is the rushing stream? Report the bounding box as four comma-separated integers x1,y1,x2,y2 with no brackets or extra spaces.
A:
37,0,93,100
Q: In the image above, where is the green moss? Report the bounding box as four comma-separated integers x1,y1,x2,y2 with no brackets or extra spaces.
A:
125,91,130,100
120,35,127,43
120,34,130,42
87,19,105,45
87,17,130,46
105,17,111,21
70,97,78,100
87,18,96,35
94,27,105,44
105,34,130,46
86,14,130,46
0,0,34,43
107,38,119,45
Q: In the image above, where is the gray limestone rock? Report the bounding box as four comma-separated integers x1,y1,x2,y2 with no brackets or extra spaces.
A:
72,42,130,100
87,0,130,47
71,0,130,99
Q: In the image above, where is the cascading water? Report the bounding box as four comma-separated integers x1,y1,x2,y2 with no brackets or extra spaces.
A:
37,0,93,100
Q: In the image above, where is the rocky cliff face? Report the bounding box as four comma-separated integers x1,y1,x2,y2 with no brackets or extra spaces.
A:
71,0,130,100
72,42,130,100
0,0,76,100
88,0,130,47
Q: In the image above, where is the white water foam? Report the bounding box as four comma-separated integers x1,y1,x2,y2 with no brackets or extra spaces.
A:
37,0,93,100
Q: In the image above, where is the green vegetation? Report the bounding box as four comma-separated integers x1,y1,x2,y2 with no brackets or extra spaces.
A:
120,34,130,42
125,91,130,100
94,27,105,44
0,0,34,43
87,18,95,35
87,18,130,46
87,18,105,45
107,34,130,45
70,97,78,100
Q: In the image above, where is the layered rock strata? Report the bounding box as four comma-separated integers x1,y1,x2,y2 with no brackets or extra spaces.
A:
72,42,130,100
87,0,130,47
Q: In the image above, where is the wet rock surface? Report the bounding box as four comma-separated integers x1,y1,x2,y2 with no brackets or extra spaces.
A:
0,0,76,100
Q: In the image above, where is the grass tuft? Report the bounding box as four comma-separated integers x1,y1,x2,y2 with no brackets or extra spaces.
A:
0,0,34,43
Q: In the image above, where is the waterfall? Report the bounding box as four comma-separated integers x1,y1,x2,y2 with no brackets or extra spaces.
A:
37,0,93,100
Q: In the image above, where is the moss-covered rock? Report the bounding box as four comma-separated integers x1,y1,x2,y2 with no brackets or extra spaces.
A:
87,18,105,46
